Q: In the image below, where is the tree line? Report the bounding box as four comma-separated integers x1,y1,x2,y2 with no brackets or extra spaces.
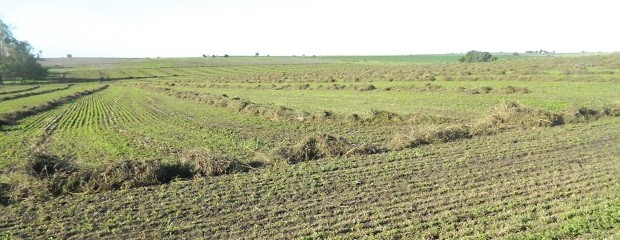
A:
0,18,47,83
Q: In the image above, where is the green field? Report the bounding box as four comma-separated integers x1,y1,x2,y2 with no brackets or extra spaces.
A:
0,54,619,239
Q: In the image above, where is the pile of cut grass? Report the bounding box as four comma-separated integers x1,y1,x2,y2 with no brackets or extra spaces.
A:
275,133,384,164
390,125,471,150
563,103,620,123
497,85,531,94
0,149,254,204
481,101,564,128
392,101,620,151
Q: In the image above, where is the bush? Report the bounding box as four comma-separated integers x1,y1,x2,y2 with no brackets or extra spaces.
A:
0,18,48,81
459,50,498,63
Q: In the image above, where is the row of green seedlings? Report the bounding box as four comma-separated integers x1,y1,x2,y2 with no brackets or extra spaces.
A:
54,89,138,130
0,149,261,205
0,85,40,95
273,101,620,164
0,85,109,128
0,84,74,101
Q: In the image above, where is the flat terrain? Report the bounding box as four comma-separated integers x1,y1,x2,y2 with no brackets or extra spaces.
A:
0,54,619,239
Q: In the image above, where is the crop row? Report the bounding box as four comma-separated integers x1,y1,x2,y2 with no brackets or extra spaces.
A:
0,85,109,127
0,84,110,169
151,80,537,96
0,83,102,115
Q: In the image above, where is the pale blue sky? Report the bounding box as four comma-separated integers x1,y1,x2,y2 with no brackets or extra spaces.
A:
0,0,618,57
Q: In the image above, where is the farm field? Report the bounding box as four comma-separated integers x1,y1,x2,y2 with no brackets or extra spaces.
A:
0,54,619,239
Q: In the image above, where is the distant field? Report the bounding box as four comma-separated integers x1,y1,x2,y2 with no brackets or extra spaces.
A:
1,54,619,239
318,54,465,63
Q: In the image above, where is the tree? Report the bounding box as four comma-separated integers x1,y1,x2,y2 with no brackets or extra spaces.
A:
255,52,259,57
66,54,72,58
202,54,207,58
459,50,497,63
0,18,48,82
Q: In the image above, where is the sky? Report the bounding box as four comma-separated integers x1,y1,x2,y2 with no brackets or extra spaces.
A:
0,0,618,58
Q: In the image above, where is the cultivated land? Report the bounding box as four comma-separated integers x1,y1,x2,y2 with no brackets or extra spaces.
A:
0,54,619,239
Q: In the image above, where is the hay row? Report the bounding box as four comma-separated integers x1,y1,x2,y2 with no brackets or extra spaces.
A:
456,85,531,94
154,82,445,92
0,149,254,205
142,85,342,122
391,101,620,150
0,84,74,101
0,85,40,95
141,84,460,125
150,81,534,95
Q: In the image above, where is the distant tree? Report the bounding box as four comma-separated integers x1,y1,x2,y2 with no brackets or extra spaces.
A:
223,54,229,58
0,18,48,82
66,54,72,58
255,52,259,57
202,54,207,58
513,52,519,56
211,55,216,58
459,50,497,63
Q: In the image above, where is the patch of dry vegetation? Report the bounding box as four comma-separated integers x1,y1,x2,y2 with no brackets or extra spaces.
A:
0,149,255,205
274,133,384,164
563,103,620,123
498,85,531,94
391,101,620,151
